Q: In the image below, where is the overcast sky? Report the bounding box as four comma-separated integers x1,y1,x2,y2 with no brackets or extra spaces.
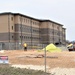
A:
0,0,75,41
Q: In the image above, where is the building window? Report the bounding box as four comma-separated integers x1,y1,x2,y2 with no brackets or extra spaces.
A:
11,17,13,21
24,36,25,39
57,26,59,29
26,19,27,23
20,36,21,38
12,26,13,30
24,19,25,22
12,36,13,38
20,17,22,22
28,19,30,23
52,24,54,27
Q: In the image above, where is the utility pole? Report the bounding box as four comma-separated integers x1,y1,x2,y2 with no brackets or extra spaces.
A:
44,46,46,75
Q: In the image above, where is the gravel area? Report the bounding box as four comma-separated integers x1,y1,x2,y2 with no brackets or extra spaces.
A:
50,67,75,75
11,64,75,75
11,64,49,71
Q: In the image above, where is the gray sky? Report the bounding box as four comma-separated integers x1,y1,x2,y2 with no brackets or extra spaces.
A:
0,0,75,41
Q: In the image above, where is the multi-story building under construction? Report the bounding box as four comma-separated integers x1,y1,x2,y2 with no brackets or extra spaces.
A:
0,12,66,50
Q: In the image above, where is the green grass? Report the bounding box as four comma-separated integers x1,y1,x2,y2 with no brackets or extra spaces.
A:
0,64,51,75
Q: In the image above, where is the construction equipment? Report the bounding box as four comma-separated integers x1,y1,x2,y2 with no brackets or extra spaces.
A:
67,43,75,51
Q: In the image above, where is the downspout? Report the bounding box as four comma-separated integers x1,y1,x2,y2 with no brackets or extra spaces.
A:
8,14,10,50
53,23,54,44
30,19,32,49
21,16,22,48
47,22,49,44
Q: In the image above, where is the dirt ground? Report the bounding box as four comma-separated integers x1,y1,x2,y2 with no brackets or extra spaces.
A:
0,50,75,69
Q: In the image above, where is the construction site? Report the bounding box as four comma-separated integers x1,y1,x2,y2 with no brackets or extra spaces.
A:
0,12,75,75
0,43,75,75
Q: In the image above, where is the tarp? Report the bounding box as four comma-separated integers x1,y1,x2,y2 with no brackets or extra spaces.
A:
67,44,73,47
42,43,61,52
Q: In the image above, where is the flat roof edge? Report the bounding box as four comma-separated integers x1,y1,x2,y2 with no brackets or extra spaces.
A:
0,12,64,26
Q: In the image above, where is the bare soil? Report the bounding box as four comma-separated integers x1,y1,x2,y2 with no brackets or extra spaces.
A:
0,50,75,69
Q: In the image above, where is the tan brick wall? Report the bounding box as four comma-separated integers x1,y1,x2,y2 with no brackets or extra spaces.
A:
40,22,48,28
0,15,9,33
14,15,40,28
14,15,19,24
0,13,66,45
9,15,15,32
